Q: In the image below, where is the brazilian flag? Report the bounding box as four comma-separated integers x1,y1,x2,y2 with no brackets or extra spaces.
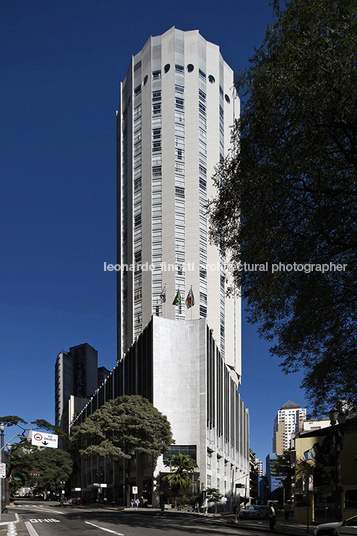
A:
172,289,181,305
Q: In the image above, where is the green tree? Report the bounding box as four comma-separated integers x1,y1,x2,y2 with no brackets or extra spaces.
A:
0,416,68,502
11,445,72,497
70,395,173,506
210,0,357,415
162,453,198,508
205,487,223,514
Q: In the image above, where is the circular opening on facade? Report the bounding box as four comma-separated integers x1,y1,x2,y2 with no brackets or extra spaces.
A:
208,75,215,84
187,63,194,73
143,75,148,85
164,63,170,73
225,94,231,103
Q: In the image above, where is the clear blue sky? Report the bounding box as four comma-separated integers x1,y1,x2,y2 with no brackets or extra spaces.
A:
1,0,307,467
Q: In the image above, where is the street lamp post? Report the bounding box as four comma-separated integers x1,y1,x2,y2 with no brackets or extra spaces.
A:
328,407,346,522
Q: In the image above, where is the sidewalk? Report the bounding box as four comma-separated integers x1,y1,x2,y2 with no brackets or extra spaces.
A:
0,507,20,526
218,514,312,534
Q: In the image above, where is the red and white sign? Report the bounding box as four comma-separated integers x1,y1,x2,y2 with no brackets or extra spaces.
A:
0,463,6,478
31,430,58,449
303,474,313,491
132,486,138,495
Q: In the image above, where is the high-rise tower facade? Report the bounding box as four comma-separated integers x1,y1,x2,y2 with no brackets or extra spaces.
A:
55,343,98,427
273,400,306,455
117,27,241,374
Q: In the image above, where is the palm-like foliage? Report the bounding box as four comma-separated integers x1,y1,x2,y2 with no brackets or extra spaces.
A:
163,453,198,508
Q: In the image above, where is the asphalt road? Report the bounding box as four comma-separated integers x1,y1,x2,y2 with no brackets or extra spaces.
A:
7,502,306,536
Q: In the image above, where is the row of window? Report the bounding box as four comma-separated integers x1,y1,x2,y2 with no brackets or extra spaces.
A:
132,62,232,103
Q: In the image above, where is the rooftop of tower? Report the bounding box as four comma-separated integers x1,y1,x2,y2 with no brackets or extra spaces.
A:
281,400,301,410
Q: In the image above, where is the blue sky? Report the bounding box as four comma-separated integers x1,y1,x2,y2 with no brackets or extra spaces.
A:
1,0,307,466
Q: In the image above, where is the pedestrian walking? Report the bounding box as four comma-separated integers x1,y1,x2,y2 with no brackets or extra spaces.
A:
268,502,276,530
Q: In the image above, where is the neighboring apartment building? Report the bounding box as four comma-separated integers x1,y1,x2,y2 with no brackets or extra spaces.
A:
116,26,241,375
273,400,306,455
55,343,98,427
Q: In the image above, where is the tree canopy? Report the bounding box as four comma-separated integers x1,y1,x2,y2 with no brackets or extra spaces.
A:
70,395,173,463
0,416,67,440
210,0,357,415
10,444,73,495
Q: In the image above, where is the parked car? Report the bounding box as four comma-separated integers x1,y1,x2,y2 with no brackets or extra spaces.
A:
68,497,83,505
314,515,357,536
239,505,268,519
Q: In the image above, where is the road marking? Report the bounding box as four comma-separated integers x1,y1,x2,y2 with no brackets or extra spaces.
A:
7,521,17,536
29,519,60,523
24,522,40,536
0,513,19,527
20,505,65,515
85,521,124,535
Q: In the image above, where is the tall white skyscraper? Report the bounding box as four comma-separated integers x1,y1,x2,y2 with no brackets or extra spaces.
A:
117,27,241,377
273,400,307,455
68,29,249,506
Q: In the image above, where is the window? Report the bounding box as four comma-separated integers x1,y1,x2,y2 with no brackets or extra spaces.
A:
345,490,357,510
165,445,197,462
175,64,184,73
152,70,161,80
225,93,231,103
175,186,185,198
134,84,141,96
208,74,215,83
199,69,206,80
175,98,184,110
176,148,183,160
152,166,162,177
143,74,148,85
164,63,170,73
187,63,194,72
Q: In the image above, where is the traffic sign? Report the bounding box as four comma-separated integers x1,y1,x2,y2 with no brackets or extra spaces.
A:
31,431,58,449
132,486,138,495
303,474,313,491
0,463,5,479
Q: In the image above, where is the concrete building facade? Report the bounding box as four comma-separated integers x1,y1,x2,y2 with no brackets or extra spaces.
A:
55,343,98,427
72,316,249,506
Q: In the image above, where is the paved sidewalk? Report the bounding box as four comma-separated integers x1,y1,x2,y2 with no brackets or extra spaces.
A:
208,513,311,534
0,507,20,526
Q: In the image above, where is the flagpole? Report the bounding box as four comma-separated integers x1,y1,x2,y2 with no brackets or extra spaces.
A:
191,286,193,321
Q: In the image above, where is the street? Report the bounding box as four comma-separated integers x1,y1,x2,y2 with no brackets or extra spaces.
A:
1,501,308,536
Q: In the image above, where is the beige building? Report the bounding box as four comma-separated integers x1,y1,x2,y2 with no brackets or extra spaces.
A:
273,400,306,455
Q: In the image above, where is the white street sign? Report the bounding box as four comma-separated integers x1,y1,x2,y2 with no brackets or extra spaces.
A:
0,463,5,478
31,431,58,449
303,474,313,491
132,486,138,495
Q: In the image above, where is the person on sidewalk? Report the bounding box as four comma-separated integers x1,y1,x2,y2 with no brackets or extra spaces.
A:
284,501,292,520
268,502,276,530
